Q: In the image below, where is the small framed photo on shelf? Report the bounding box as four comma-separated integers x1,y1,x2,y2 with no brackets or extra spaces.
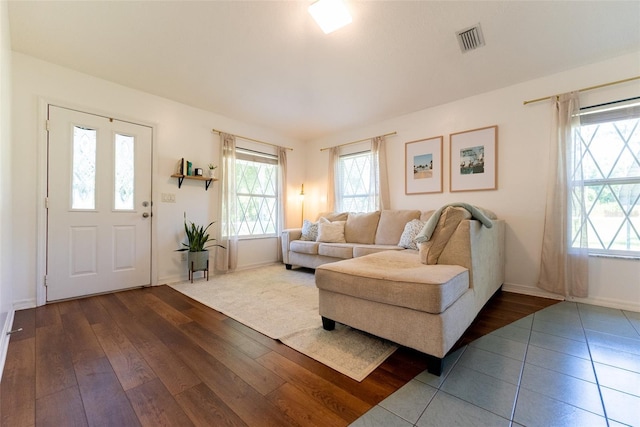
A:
449,125,498,192
405,136,443,194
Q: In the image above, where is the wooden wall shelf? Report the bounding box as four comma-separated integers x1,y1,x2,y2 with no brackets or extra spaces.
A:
171,174,218,191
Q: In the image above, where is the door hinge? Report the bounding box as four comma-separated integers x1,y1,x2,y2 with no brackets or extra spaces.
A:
45,197,49,209
45,119,50,131
44,275,48,287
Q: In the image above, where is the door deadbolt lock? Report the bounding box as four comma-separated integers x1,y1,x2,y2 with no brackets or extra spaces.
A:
142,201,149,207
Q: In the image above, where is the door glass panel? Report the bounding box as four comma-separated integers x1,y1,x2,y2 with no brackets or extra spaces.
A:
72,126,97,209
114,134,135,210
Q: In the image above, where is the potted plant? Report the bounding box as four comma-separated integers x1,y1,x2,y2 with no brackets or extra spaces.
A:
176,215,225,272
207,163,217,178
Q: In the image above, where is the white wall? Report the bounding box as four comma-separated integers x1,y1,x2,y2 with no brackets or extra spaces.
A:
11,53,306,307
305,52,640,312
0,0,14,375
9,49,640,312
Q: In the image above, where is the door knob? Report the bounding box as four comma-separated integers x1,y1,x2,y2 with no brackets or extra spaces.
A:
142,212,150,218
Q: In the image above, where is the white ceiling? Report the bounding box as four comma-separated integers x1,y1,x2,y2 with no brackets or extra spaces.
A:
8,1,640,141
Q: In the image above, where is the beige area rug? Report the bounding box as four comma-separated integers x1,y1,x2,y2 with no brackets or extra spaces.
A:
169,263,397,382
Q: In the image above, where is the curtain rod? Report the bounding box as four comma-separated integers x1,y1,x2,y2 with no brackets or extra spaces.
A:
319,131,397,152
211,128,293,151
523,76,640,106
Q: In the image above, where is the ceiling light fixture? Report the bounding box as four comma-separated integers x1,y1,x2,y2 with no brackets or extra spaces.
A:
309,0,352,34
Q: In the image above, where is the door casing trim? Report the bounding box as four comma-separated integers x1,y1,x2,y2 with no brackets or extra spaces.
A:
36,98,158,306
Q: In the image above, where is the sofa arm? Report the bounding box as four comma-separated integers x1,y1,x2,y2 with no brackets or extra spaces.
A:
281,228,303,265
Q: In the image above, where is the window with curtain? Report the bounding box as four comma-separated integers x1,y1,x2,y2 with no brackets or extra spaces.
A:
235,148,279,237
337,150,376,212
574,98,640,255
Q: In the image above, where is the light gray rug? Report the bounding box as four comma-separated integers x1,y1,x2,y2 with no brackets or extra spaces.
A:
169,263,397,382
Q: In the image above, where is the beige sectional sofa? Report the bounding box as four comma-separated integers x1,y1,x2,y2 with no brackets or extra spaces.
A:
281,206,505,375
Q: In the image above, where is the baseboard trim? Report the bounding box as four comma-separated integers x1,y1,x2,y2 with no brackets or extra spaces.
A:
0,309,15,380
503,283,640,313
565,295,640,313
235,261,281,272
158,262,282,287
13,298,37,310
502,283,564,300
157,275,186,286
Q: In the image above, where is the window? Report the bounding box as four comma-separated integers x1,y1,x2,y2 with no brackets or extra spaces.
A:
71,126,97,210
573,99,640,255
235,148,278,237
337,150,376,212
114,133,134,210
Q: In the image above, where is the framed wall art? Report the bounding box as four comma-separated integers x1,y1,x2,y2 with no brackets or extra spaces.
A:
450,125,498,192
405,136,443,194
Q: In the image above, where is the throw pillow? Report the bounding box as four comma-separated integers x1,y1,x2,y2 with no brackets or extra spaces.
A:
317,220,346,243
397,219,426,250
300,219,320,241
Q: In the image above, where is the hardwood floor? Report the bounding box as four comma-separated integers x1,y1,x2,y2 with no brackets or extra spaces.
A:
1,281,558,426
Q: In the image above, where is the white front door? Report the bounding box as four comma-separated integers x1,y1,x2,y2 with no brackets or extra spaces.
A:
46,105,152,301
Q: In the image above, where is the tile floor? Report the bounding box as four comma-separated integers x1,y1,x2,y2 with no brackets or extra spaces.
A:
351,301,640,427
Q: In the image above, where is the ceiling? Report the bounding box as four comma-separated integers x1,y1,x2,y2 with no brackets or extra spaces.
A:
8,1,640,141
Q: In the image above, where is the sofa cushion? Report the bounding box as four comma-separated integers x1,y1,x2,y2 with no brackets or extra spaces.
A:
353,245,405,257
419,206,472,265
420,210,436,221
374,210,421,245
290,240,320,255
318,243,354,259
398,219,426,250
317,219,346,243
315,251,469,314
300,219,320,241
345,211,381,244
317,211,349,222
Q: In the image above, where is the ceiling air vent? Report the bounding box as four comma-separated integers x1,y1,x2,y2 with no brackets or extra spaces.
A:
456,24,485,53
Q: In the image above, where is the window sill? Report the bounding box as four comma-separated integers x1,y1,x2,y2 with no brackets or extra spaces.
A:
238,235,278,241
589,253,640,261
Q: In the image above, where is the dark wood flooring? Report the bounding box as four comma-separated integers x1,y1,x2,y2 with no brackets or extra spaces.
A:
1,276,558,426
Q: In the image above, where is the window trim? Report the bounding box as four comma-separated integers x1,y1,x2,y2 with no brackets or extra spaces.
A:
234,147,279,238
572,99,640,256
336,149,377,213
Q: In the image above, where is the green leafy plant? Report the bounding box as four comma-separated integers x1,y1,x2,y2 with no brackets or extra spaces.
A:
207,163,217,170
177,215,225,252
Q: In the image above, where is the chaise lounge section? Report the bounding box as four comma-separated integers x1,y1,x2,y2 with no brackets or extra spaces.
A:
314,205,505,375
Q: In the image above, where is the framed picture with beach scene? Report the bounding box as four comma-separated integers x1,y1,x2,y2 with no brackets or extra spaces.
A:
450,125,498,192
405,136,443,194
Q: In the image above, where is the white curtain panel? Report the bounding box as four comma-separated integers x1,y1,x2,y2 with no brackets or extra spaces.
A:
277,147,288,261
216,132,239,273
372,136,390,210
538,92,589,297
327,146,338,212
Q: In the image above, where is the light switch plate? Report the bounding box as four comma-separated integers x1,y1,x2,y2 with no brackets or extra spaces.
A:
161,193,176,203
